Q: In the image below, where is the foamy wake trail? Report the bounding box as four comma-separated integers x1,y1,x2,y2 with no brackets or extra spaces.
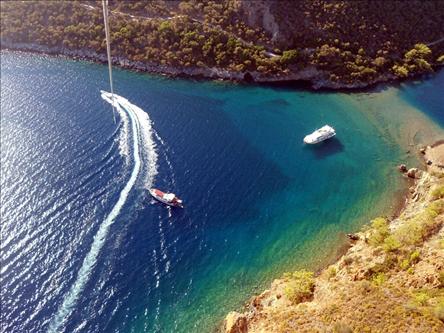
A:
47,91,158,333
117,104,130,159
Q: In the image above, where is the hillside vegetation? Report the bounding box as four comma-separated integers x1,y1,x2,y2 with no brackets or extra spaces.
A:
1,0,444,86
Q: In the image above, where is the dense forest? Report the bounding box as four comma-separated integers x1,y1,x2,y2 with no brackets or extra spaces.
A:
1,0,444,86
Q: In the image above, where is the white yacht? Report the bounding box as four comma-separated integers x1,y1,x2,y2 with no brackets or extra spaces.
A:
303,125,336,144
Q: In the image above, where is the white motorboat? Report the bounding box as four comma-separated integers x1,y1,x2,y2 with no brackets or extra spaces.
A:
149,188,183,208
303,125,336,144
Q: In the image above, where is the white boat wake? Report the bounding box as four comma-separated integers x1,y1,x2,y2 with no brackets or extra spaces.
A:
47,92,158,332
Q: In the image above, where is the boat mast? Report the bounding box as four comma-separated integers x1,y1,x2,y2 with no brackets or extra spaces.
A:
102,0,116,123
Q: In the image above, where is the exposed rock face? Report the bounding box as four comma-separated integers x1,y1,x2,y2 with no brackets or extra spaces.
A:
407,167,420,178
425,143,444,174
224,311,248,333
240,0,280,43
347,233,360,241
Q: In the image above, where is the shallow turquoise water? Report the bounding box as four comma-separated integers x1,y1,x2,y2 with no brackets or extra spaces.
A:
1,51,443,332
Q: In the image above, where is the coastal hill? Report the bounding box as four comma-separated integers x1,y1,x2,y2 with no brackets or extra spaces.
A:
224,145,444,333
1,0,444,88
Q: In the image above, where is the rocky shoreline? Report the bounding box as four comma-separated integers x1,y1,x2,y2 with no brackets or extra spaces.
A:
1,42,402,90
223,143,444,333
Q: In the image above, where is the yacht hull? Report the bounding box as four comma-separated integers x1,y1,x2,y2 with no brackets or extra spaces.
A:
149,189,183,208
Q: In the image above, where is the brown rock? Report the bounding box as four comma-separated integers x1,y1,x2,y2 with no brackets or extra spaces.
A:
398,164,407,172
420,147,426,154
224,312,248,333
407,168,419,178
347,233,359,241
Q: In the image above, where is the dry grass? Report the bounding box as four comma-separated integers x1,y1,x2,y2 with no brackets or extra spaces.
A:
266,282,443,333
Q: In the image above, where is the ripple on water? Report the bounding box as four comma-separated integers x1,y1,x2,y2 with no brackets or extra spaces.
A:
1,52,443,333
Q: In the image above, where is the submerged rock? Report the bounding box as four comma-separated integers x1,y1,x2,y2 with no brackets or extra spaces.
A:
398,164,407,173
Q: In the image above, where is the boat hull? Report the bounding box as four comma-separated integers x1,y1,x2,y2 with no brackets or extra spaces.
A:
303,132,336,144
303,125,336,144
149,189,183,208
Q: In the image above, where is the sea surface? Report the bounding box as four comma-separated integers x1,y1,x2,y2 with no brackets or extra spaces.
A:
1,51,443,333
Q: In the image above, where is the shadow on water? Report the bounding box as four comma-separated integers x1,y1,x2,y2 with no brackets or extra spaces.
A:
245,71,442,95
303,137,345,159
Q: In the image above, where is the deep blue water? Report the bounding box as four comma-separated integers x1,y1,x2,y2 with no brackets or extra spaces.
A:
398,72,444,127
1,51,443,333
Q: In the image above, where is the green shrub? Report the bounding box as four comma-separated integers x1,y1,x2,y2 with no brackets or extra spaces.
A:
327,266,337,279
366,254,397,279
434,302,444,321
280,49,298,64
409,250,420,263
399,258,410,270
372,272,386,286
392,64,409,77
383,235,401,252
428,199,444,214
431,171,444,178
404,43,432,60
392,200,443,247
403,44,433,72
438,271,444,288
432,185,444,199
411,292,430,306
394,220,423,246
373,56,386,67
284,270,315,304
333,322,353,333
399,250,420,270
368,217,390,246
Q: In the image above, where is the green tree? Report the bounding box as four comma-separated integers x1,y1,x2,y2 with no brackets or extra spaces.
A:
280,49,298,64
392,64,409,77
284,270,315,304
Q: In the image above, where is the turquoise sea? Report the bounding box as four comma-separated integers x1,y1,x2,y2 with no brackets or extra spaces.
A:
1,51,443,332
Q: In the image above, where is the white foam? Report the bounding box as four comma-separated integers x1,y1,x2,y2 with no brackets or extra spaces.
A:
117,106,130,159
114,95,158,186
47,92,157,332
